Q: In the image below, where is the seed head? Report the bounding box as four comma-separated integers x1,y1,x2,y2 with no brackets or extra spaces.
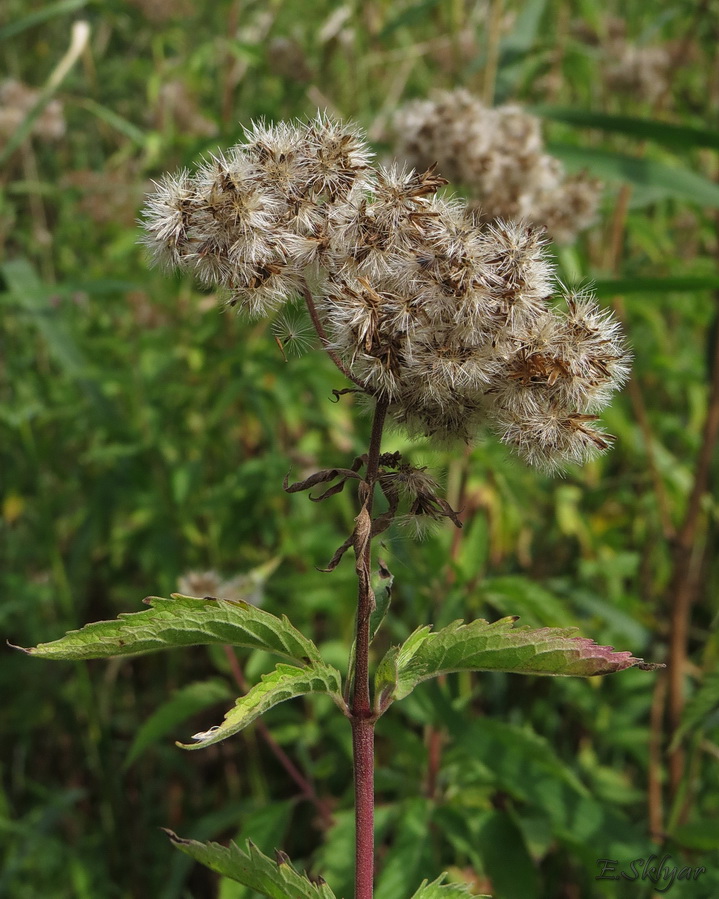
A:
140,112,630,470
391,89,602,244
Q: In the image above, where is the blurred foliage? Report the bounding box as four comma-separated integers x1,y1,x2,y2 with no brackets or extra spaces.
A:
2,0,719,896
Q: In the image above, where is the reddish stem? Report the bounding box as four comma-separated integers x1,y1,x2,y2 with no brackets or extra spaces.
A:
350,397,388,899
352,715,375,899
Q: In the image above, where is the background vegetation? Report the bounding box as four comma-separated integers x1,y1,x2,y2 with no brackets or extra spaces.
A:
2,0,719,896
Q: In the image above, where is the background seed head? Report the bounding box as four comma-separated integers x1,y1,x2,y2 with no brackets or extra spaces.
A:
391,89,602,245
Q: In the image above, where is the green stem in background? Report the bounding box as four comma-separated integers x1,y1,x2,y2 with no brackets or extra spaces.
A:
667,297,719,812
481,0,503,106
351,397,388,899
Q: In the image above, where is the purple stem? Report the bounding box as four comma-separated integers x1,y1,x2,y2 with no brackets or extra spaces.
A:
351,397,388,899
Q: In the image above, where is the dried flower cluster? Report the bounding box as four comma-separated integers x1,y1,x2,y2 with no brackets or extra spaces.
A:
153,80,217,138
178,569,267,606
570,19,674,106
602,21,673,105
142,114,629,470
391,89,601,245
0,79,65,143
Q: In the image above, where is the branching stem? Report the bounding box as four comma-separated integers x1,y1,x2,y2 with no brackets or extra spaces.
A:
300,279,369,391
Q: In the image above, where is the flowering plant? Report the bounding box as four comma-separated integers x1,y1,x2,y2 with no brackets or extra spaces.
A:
24,115,658,898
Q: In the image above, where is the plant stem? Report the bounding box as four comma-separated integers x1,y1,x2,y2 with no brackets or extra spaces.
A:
300,279,369,391
351,396,388,899
667,298,719,803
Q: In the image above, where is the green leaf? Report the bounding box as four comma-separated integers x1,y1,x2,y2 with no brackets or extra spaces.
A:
447,719,650,860
25,594,322,665
370,562,394,643
374,798,432,899
478,811,539,899
492,0,549,100
379,0,442,40
502,0,547,55
178,662,344,750
216,800,296,898
347,560,394,701
0,0,87,41
478,576,579,629
670,819,719,852
377,618,659,704
74,97,146,145
1,259,88,380
410,874,480,897
164,833,336,898
454,718,590,798
669,670,719,751
375,646,400,714
535,107,719,152
125,678,233,767
593,276,719,297
547,142,719,208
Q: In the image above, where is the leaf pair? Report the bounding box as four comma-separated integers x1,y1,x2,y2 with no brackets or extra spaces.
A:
23,594,348,749
24,594,661,747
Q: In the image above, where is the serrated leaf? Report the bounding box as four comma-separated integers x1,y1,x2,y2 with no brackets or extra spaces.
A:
25,594,322,665
378,618,659,704
164,833,336,898
410,874,481,897
179,662,344,750
125,678,233,767
217,800,296,898
547,142,719,208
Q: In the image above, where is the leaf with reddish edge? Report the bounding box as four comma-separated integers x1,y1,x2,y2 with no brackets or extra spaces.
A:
376,617,663,706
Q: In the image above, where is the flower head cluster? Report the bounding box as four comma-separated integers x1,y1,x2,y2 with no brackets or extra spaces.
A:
177,567,271,606
0,79,65,142
142,114,629,470
391,89,601,245
601,22,673,105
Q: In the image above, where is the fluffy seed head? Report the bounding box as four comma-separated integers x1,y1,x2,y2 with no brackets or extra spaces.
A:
391,89,602,244
140,112,630,470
